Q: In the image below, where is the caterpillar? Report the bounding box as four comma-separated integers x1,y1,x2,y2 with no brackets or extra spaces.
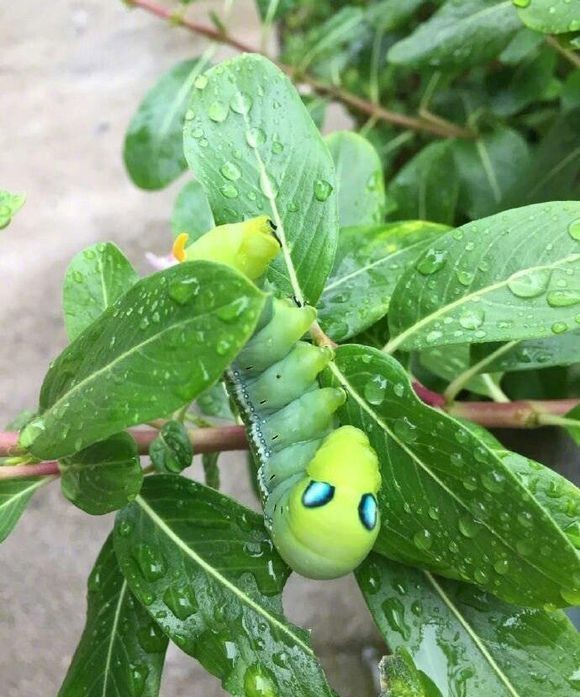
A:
173,216,381,579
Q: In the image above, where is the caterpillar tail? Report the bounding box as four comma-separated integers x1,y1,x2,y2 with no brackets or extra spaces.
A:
174,216,381,579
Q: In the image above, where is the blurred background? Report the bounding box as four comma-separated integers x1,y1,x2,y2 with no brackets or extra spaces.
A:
0,1,381,695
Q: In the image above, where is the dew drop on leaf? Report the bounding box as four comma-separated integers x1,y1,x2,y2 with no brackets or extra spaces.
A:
133,544,167,582
194,74,208,89
547,290,580,307
512,0,530,7
168,278,200,305
568,219,580,241
380,597,411,640
551,321,569,334
563,521,580,548
163,584,197,620
413,528,433,551
243,665,277,697
458,516,481,538
246,127,266,148
415,248,447,275
393,417,418,443
220,161,241,181
220,183,239,199
458,307,485,330
507,269,551,298
363,376,387,405
207,100,229,122
230,91,252,114
494,558,509,575
314,179,333,202
128,663,149,697
137,623,167,654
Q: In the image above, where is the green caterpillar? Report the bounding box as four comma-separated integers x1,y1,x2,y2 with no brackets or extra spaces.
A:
174,217,381,579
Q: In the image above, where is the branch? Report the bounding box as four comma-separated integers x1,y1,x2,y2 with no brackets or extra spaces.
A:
127,0,475,140
446,398,580,428
129,424,247,454
0,461,59,480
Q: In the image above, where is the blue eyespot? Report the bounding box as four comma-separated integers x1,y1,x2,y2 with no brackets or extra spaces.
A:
302,480,335,508
358,494,378,531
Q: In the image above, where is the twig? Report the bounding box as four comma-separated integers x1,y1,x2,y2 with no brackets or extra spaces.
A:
0,461,59,480
129,424,247,454
546,35,580,70
447,398,580,428
127,0,475,140
310,321,337,349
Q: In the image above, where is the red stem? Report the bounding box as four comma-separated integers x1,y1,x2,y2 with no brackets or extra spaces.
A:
0,460,59,480
129,425,248,454
447,398,580,428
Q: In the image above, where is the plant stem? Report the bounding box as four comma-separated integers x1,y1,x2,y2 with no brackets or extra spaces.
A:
129,425,247,454
127,0,475,140
546,35,580,69
447,398,580,428
0,461,59,480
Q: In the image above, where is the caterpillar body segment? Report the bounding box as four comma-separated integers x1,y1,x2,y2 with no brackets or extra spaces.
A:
173,216,381,579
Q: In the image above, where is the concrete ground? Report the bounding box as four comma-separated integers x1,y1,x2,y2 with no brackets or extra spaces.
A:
0,1,382,695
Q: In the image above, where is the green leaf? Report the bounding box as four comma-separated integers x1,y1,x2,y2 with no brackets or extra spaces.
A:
389,141,459,225
379,649,435,697
501,109,580,207
58,534,167,697
562,72,580,112
63,242,139,341
59,433,143,515
451,127,530,219
0,190,25,229
358,553,580,697
124,58,209,190
487,48,557,117
564,405,580,445
318,221,448,342
255,0,297,21
171,179,215,242
470,331,580,372
516,0,580,34
419,344,503,398
0,477,52,543
387,0,521,70
23,262,266,459
323,345,580,607
183,53,338,306
149,421,193,474
325,131,385,228
387,202,580,353
499,27,544,64
114,476,335,697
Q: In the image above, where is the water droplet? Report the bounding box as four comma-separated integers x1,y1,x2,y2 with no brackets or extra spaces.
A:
163,584,197,620
137,622,167,653
393,417,418,442
456,270,474,286
230,92,252,114
381,597,411,640
459,516,481,538
547,290,580,307
220,183,239,199
551,321,569,334
393,383,405,398
481,471,505,493
494,558,509,575
217,296,249,321
194,74,208,89
133,544,167,582
560,587,580,606
416,248,448,275
208,100,229,122
128,663,149,697
516,539,533,555
168,278,200,305
364,376,387,405
458,307,485,330
243,665,277,697
413,529,433,551
220,161,241,181
246,127,266,148
512,0,530,7
564,521,580,548
426,329,443,344
568,218,580,241
314,179,333,202
507,269,551,298
271,140,284,154
474,567,489,584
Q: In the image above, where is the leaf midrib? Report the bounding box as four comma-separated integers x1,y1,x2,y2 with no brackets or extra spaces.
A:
42,296,255,425
101,581,128,697
386,252,580,352
424,571,520,697
0,477,49,513
135,494,313,655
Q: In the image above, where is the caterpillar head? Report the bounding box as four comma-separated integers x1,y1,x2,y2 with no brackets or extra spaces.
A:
271,426,381,579
172,215,280,280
